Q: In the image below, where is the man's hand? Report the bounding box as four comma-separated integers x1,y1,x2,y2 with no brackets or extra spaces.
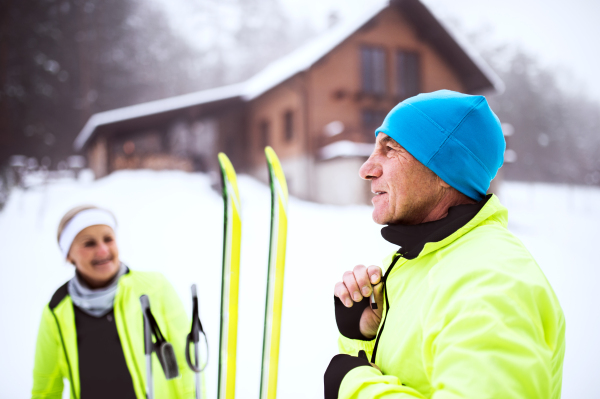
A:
334,265,384,339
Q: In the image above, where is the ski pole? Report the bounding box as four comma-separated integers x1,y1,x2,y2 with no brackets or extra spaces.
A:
140,295,154,399
141,294,181,399
185,284,208,399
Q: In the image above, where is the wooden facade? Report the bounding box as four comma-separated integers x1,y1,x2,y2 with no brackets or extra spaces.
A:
75,0,501,204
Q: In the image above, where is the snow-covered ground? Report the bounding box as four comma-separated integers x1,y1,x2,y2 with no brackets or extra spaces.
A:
0,170,598,398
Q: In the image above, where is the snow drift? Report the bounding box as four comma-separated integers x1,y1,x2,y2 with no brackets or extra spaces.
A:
0,170,597,398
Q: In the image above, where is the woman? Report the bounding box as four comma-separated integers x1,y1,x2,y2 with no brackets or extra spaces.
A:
32,205,194,399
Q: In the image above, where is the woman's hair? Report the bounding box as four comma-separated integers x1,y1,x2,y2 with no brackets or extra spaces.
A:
56,205,117,242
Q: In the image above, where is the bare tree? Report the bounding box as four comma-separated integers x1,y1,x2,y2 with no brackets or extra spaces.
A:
460,25,600,187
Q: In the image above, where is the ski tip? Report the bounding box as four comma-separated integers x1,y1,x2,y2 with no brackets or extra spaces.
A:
218,152,240,209
264,146,276,162
264,147,289,202
218,152,240,179
217,152,237,178
217,152,232,169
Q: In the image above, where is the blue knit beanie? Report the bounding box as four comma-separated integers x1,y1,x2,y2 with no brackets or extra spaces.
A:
375,90,505,201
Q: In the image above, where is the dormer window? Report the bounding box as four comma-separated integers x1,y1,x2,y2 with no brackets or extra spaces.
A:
284,110,294,142
260,120,270,148
361,46,386,95
396,51,420,98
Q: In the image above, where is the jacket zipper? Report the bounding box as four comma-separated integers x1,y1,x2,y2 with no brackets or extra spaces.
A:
370,253,404,364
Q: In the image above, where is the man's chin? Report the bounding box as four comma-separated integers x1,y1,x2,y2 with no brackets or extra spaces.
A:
371,195,392,224
371,210,390,225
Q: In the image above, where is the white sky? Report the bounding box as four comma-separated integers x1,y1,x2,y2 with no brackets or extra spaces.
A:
157,0,600,101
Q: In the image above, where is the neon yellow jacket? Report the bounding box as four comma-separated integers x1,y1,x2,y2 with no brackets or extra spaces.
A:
335,195,565,398
32,270,195,399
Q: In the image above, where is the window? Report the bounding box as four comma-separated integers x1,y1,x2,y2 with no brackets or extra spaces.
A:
361,46,386,95
362,109,388,140
396,51,420,98
362,109,388,128
114,131,162,155
284,111,294,142
259,120,270,149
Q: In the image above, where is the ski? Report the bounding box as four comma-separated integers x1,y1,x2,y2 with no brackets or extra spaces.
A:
217,153,242,399
259,147,289,399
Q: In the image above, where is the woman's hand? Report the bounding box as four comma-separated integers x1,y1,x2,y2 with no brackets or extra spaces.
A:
334,265,384,339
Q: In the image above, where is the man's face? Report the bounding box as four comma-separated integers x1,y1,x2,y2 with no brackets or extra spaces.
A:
359,133,444,225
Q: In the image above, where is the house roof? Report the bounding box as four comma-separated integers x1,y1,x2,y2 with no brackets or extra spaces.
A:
74,0,503,151
73,83,245,151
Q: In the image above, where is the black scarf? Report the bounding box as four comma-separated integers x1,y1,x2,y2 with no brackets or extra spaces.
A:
381,194,491,259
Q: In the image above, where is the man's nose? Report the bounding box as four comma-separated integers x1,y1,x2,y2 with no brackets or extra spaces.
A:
359,154,381,180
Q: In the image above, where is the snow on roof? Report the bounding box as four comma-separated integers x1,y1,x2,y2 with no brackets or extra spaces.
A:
243,0,503,99
242,1,389,100
319,140,374,161
74,0,502,151
74,83,245,151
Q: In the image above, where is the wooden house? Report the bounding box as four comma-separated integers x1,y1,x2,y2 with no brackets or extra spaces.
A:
74,0,502,204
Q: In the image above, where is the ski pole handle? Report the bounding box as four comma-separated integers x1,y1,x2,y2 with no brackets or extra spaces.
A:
186,334,202,372
186,284,208,373
140,296,153,355
190,285,199,342
186,284,201,372
157,341,180,379
140,295,154,399
187,284,205,399
141,295,180,381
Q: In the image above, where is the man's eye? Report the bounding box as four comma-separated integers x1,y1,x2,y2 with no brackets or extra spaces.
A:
84,241,95,247
386,145,394,151
104,237,113,243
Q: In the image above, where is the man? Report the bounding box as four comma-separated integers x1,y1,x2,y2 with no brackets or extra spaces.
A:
324,90,565,398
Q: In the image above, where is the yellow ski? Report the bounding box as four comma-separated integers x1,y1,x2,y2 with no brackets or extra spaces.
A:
259,147,289,399
217,153,241,399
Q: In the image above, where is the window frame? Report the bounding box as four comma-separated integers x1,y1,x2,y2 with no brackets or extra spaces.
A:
361,109,388,140
361,45,387,95
395,50,421,99
259,119,270,149
283,110,294,142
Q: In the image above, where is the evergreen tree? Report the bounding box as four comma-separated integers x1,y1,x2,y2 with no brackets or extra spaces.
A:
0,0,205,167
0,0,313,169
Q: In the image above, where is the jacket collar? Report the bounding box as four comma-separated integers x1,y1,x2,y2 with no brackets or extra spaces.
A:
381,194,507,260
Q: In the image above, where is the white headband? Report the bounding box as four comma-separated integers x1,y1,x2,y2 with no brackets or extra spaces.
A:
59,209,117,259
